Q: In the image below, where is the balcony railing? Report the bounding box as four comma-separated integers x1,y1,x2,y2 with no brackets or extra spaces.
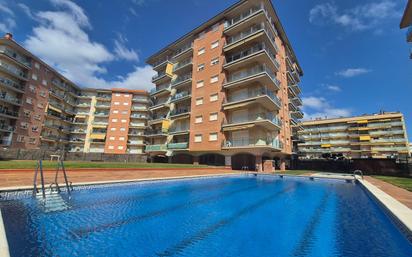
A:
171,91,191,102
94,112,109,116
0,46,31,67
225,88,281,107
0,125,14,132
146,144,167,151
167,142,189,149
152,57,171,69
0,108,18,118
171,73,192,87
0,94,21,105
150,113,168,121
223,138,283,149
152,71,172,82
130,114,147,119
0,76,25,92
173,58,192,72
226,64,280,88
169,126,189,133
225,112,282,127
145,129,167,136
225,5,263,28
170,108,190,117
150,84,170,95
0,61,27,79
173,43,193,58
225,42,279,70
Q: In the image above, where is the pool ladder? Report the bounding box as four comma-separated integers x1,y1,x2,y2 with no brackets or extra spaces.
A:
353,170,364,180
33,160,73,199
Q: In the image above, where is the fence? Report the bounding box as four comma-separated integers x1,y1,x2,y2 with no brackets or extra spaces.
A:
0,149,147,163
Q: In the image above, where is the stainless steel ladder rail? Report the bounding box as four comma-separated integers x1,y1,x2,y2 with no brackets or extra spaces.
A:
33,160,46,198
353,170,364,180
52,160,72,196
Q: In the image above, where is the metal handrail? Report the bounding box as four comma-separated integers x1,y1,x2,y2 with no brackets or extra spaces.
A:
353,170,364,180
33,160,46,198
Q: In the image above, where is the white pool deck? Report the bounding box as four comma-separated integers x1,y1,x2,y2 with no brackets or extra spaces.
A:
0,172,411,256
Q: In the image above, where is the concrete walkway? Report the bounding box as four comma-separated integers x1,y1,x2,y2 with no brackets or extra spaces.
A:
365,176,412,210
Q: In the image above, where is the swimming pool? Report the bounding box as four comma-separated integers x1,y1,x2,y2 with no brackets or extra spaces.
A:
1,175,411,257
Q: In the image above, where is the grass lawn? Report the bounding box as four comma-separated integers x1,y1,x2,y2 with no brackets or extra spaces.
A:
373,176,412,192
0,160,209,170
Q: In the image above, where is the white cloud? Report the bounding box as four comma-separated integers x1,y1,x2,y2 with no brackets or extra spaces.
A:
302,96,352,120
309,1,401,32
24,0,155,90
18,3,36,20
336,68,371,78
0,1,16,33
114,35,139,62
324,84,341,92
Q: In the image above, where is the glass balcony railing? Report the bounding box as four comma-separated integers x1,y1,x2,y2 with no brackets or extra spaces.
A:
150,113,168,121
173,43,193,58
225,43,279,70
223,138,283,149
225,5,263,28
225,88,281,107
0,76,25,92
152,57,171,68
0,94,21,105
146,144,167,151
226,64,280,88
0,46,31,67
171,73,192,87
170,108,190,117
173,58,192,72
0,107,18,117
130,114,147,119
150,84,170,95
0,61,27,79
145,129,167,136
0,125,14,132
169,126,190,133
171,91,191,102
225,112,282,127
167,142,189,149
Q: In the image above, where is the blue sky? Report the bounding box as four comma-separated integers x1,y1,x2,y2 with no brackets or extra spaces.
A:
0,0,411,139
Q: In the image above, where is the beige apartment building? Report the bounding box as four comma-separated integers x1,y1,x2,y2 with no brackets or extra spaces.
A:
0,33,149,155
146,0,303,170
297,112,410,160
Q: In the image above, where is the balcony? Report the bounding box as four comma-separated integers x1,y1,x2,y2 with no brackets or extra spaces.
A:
0,93,21,106
290,110,304,119
150,84,171,97
0,61,28,80
145,129,168,137
224,5,265,32
224,43,279,72
132,97,149,103
173,43,193,61
152,58,172,70
129,123,145,128
170,108,190,119
169,126,190,135
152,71,173,84
222,138,283,150
223,113,282,131
95,104,110,109
172,58,192,74
224,65,280,91
94,111,109,117
167,142,189,150
291,97,303,106
0,46,31,68
288,84,301,97
0,76,25,93
171,73,192,88
148,114,169,124
0,107,18,119
127,140,145,146
149,100,169,111
170,91,191,103
145,144,167,152
130,114,147,119
131,106,148,112
223,88,281,111
0,125,14,133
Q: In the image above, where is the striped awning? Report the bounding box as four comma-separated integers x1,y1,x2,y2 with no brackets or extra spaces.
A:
48,105,62,113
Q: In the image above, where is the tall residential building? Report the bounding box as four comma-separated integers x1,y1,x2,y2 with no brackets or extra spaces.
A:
0,33,149,155
146,0,303,170
297,112,410,160
400,0,412,59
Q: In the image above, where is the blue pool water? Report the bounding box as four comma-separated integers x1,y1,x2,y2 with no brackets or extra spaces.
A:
1,175,411,257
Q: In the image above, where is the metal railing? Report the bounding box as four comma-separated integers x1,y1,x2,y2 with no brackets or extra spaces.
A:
225,88,281,107
223,138,283,149
0,108,18,117
170,108,190,117
173,58,192,72
225,64,280,88
225,112,282,127
171,73,192,87
0,60,27,79
225,5,262,28
225,42,279,69
0,46,31,67
171,91,191,101
0,76,25,91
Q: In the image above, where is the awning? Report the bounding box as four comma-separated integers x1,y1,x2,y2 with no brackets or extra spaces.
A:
223,101,251,110
222,124,254,132
93,124,107,129
359,136,371,141
48,105,62,113
75,115,86,119
90,134,106,140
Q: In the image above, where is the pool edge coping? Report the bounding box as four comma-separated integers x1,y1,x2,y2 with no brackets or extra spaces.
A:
357,178,412,236
0,210,10,257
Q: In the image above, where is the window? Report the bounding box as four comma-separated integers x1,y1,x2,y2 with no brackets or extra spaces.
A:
120,127,126,131
113,110,119,114
42,80,47,86
34,114,41,120
20,122,28,129
114,102,120,105
210,93,218,102
210,75,219,83
211,58,219,66
17,135,25,142
112,118,118,122
29,84,35,92
121,119,127,123
109,137,115,141
121,111,128,115
211,23,219,32
118,146,124,150
29,138,36,144
24,110,31,117
32,126,39,132
197,63,205,71
31,74,38,81
123,102,129,106
115,93,121,97
198,47,205,55
209,112,218,121
196,80,204,88
34,63,40,69
209,133,218,141
196,97,203,106
124,94,130,98
119,137,125,141
194,134,202,143
111,128,117,131
211,40,219,49
195,115,203,123
26,98,33,105
108,145,114,149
